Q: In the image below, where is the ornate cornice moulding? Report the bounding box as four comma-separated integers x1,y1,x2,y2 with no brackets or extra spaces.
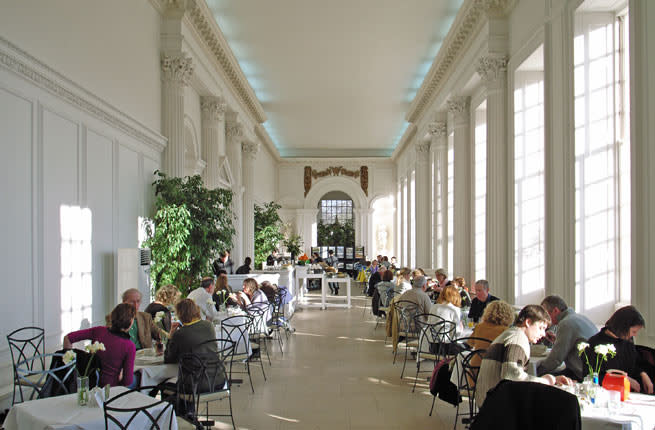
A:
0,37,166,153
405,0,515,124
185,0,267,124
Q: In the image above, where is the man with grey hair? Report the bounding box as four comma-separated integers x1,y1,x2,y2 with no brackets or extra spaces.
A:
107,288,161,350
398,274,433,315
537,295,598,381
468,279,498,323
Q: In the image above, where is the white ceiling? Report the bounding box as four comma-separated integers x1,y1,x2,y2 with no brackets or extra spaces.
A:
206,0,463,158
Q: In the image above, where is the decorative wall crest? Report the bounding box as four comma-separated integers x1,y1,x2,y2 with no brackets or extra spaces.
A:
303,165,369,197
161,53,194,85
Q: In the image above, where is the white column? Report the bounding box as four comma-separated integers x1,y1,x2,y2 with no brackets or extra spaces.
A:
415,139,432,268
543,4,576,307
630,0,655,344
161,53,193,178
226,119,244,264
448,97,473,283
430,121,448,269
365,208,374,259
477,55,510,301
399,177,406,265
200,96,226,189
241,140,259,262
299,209,319,251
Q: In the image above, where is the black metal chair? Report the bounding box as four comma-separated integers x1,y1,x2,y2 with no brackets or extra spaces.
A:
411,314,454,392
246,303,271,366
268,288,288,352
375,289,399,331
7,326,45,404
391,300,420,370
449,336,493,428
104,385,177,430
174,340,235,430
220,314,262,393
15,352,77,402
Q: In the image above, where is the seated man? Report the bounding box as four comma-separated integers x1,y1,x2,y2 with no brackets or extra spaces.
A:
468,279,499,323
397,275,432,315
537,295,598,381
108,288,161,350
187,277,222,322
476,305,572,406
164,299,218,364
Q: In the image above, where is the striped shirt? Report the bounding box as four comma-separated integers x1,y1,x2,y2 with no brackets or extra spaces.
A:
475,326,548,406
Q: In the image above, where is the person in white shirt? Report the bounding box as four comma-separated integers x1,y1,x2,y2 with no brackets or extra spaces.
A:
187,277,221,322
423,285,464,353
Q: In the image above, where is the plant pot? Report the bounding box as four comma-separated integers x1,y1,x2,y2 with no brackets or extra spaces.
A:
77,376,89,406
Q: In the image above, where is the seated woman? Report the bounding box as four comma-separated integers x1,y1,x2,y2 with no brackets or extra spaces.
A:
164,299,218,364
586,305,653,393
63,303,136,387
468,300,516,367
394,268,412,295
452,277,472,309
425,286,465,354
212,273,234,310
144,284,180,334
375,269,396,307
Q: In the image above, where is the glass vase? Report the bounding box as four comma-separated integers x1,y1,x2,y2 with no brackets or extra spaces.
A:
583,372,599,405
77,376,89,406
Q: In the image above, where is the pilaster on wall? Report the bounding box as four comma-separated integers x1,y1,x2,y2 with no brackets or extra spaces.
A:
161,53,193,178
630,0,655,345
200,96,227,189
544,2,576,307
448,96,473,283
430,121,448,269
241,140,259,263
226,115,244,263
414,139,432,268
477,54,511,303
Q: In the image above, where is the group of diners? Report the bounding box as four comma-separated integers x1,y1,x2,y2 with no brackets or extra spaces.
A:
372,266,654,406
62,275,279,391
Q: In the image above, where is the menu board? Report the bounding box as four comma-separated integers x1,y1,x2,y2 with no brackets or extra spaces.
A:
320,246,328,259
345,247,354,259
354,246,365,259
311,246,320,256
336,246,345,259
346,263,354,270
328,246,336,256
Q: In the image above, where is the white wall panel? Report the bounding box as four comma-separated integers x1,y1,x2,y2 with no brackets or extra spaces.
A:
86,129,114,323
42,108,79,347
117,144,140,249
253,146,277,204
0,87,34,334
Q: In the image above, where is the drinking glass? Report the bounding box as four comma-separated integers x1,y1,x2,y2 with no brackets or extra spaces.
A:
608,390,621,415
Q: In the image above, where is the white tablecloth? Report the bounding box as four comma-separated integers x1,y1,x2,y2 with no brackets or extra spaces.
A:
582,393,655,430
134,352,178,388
4,386,177,430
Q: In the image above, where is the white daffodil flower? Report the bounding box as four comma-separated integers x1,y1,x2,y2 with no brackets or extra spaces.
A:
577,342,590,353
62,350,76,364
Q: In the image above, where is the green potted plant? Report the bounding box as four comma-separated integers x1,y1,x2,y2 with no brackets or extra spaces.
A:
283,234,303,261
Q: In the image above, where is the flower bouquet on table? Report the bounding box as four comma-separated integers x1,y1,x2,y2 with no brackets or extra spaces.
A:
577,342,617,403
65,341,105,406
297,254,309,266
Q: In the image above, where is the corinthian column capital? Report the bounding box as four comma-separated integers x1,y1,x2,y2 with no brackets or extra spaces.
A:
200,96,227,121
428,121,447,139
476,55,508,86
161,53,194,85
415,140,431,155
242,141,260,159
226,122,244,140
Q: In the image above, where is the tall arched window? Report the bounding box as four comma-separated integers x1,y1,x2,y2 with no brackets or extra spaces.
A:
317,191,354,247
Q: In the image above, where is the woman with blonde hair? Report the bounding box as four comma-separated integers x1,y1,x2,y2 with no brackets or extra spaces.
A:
452,276,472,308
395,268,412,294
145,284,180,332
467,300,515,363
423,286,464,354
